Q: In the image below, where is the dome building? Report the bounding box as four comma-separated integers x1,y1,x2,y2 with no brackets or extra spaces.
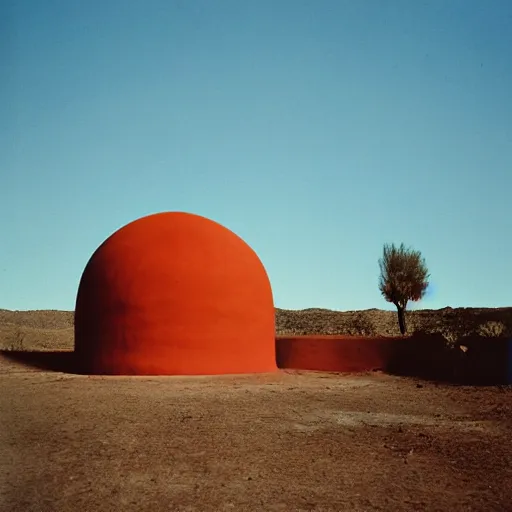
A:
74,212,276,375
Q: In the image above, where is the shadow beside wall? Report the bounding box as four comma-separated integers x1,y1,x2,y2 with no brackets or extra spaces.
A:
0,350,80,374
276,334,512,385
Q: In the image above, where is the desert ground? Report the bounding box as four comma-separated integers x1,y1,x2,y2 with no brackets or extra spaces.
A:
2,353,512,512
2,307,512,511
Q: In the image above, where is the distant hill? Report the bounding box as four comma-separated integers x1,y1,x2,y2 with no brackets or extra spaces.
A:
0,306,511,351
275,306,512,338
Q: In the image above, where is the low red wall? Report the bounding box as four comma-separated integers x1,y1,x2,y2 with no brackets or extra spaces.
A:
276,335,404,373
276,334,512,384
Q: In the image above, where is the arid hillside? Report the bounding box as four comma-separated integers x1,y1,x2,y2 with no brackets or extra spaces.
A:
0,306,511,351
276,306,512,339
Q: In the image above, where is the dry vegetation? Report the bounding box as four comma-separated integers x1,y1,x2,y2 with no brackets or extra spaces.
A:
276,307,512,339
0,309,74,351
0,307,511,351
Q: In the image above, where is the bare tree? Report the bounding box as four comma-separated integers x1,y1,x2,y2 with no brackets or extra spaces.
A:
378,243,429,335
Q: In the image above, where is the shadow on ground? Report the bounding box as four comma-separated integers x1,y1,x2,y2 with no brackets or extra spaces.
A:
0,350,81,374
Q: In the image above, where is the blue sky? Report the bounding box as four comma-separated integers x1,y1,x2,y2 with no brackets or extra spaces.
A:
1,0,511,312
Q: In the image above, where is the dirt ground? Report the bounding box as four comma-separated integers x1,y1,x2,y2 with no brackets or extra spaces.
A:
1,354,512,512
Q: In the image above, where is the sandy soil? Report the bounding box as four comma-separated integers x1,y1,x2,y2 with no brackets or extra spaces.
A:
1,354,512,512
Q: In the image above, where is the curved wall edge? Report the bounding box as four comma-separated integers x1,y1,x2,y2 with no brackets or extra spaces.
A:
74,212,276,375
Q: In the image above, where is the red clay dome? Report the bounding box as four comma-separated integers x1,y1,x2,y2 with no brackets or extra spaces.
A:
74,212,276,375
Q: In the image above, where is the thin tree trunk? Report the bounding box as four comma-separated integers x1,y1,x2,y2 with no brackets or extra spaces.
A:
397,305,407,335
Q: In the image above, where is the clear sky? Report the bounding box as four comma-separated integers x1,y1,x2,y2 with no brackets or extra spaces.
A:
1,0,511,312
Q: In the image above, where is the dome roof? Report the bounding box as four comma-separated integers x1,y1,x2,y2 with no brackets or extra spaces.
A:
74,212,276,375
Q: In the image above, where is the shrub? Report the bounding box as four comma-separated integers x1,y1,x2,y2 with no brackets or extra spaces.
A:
477,321,509,338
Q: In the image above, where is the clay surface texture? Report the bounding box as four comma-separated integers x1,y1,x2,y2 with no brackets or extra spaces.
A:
74,212,276,375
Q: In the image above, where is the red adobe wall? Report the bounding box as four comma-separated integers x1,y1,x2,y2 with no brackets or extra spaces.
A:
75,212,276,376
276,335,403,373
276,334,512,384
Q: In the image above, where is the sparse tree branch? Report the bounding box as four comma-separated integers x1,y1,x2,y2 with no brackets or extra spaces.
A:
378,243,429,335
